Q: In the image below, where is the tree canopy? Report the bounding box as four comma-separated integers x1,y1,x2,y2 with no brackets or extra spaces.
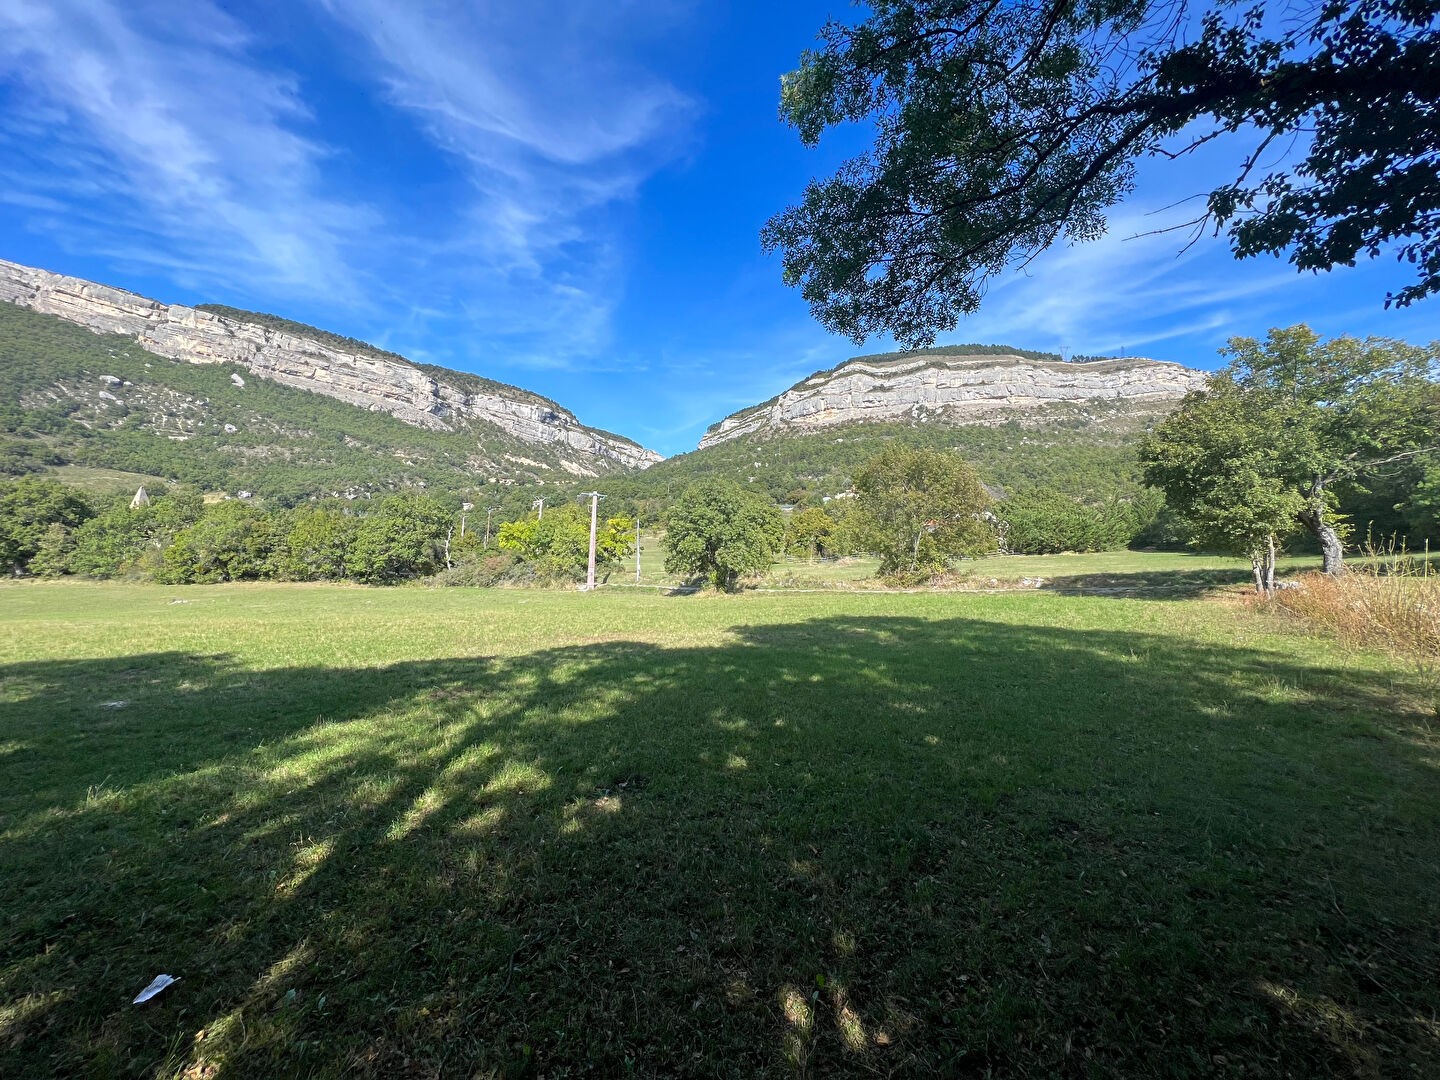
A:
663,479,785,590
852,446,995,573
1141,325,1439,576
765,0,1440,345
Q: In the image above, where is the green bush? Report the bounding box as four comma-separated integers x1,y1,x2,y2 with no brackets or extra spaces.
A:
346,492,454,584
496,504,634,583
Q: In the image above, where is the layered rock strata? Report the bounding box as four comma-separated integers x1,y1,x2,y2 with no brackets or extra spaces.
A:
0,258,660,470
700,352,1207,448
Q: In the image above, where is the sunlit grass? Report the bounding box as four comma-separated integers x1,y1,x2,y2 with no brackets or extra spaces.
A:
3,581,1439,1077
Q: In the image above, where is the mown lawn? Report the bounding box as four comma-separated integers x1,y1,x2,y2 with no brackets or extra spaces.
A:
2,581,1438,1077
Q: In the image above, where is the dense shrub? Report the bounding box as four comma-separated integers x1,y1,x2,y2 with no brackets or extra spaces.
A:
67,487,204,578
496,504,634,583
272,504,359,581
997,487,1161,554
346,492,454,584
431,550,531,588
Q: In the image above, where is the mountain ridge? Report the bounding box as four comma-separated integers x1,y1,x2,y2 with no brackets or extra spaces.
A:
699,349,1208,449
0,258,660,472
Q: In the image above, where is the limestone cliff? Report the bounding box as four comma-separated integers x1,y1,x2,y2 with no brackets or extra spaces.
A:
0,258,660,471
699,351,1208,449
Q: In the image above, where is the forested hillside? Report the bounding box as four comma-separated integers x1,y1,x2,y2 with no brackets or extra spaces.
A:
0,303,619,505
609,400,1162,509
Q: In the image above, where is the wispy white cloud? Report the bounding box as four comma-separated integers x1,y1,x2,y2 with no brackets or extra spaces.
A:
315,0,696,364
0,0,374,299
962,202,1299,362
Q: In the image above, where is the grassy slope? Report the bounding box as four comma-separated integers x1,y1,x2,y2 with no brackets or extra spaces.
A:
3,582,1439,1077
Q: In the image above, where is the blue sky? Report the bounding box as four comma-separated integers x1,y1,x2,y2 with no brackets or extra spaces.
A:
1,0,1436,457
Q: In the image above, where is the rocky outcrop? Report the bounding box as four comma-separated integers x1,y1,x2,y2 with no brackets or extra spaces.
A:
699,352,1208,448
0,258,660,470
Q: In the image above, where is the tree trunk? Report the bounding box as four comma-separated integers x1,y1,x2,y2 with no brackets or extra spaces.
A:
1265,533,1276,592
1297,503,1344,575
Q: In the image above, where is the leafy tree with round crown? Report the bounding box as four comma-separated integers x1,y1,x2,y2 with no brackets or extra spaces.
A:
663,479,784,590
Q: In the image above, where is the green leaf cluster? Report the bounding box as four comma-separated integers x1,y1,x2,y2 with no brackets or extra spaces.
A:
851,447,995,575
663,479,785,590
767,0,1440,345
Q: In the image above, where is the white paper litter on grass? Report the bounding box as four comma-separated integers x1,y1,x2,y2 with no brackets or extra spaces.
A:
133,974,179,1004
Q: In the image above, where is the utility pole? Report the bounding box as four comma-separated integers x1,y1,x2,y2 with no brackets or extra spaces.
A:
635,517,641,583
460,501,472,539
532,497,545,520
484,506,499,547
578,491,606,591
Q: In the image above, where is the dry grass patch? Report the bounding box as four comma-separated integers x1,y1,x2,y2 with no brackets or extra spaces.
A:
1274,570,1440,684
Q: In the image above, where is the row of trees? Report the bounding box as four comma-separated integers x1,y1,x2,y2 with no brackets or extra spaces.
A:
0,481,641,587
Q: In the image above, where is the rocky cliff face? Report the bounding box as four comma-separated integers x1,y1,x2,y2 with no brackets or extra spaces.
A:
699,351,1208,448
0,259,660,471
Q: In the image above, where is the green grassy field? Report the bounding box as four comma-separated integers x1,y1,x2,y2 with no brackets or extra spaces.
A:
45,465,170,499
3,581,1439,1077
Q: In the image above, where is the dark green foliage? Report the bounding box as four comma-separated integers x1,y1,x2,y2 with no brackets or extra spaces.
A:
767,0,1440,344
66,486,204,579
345,492,455,584
159,502,282,584
0,476,92,572
664,479,785,589
27,523,77,578
272,504,361,582
432,549,529,588
1411,463,1440,538
851,446,995,574
997,487,1159,555
0,474,470,586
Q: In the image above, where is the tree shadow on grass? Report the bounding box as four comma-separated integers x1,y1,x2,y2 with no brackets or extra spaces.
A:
2,615,1439,1077
1036,567,1259,598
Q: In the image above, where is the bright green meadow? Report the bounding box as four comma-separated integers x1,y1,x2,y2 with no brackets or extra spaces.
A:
2,579,1439,1077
